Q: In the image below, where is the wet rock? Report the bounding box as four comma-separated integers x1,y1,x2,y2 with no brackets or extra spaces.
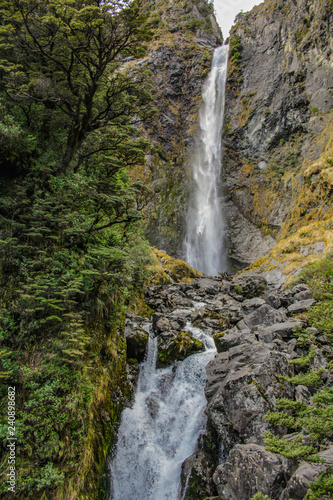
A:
157,330,204,367
125,327,149,362
153,314,172,334
213,444,293,500
180,449,218,500
287,299,316,314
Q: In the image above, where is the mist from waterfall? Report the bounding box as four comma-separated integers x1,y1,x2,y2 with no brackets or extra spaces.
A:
184,45,229,276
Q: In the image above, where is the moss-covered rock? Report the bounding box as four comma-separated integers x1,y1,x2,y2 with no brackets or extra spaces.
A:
125,327,149,362
150,247,202,283
157,330,205,367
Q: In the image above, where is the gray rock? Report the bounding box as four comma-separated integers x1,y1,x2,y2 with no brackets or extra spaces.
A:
180,449,218,500
261,320,304,340
280,446,333,499
153,314,172,334
242,297,266,312
205,343,294,451
265,294,282,309
288,299,316,314
213,444,293,500
213,328,257,353
191,308,206,323
244,304,288,329
293,290,313,302
295,385,311,404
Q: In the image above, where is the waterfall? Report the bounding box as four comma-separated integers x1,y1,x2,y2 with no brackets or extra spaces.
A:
184,45,229,276
110,320,216,500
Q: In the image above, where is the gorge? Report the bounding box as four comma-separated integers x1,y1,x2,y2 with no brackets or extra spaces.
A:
0,0,332,499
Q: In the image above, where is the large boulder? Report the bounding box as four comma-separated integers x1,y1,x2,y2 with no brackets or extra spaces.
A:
213,328,257,353
229,274,268,301
205,343,295,452
213,444,293,500
157,330,204,367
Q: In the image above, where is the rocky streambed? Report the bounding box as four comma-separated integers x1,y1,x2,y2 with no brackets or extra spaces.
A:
117,272,333,500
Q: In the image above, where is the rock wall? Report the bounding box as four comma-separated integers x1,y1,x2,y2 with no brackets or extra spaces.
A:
223,0,333,266
132,0,222,257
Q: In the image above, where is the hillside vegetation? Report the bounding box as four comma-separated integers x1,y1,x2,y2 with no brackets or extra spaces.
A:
0,1,155,497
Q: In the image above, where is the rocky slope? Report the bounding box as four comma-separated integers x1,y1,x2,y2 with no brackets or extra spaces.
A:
123,265,333,500
223,0,333,269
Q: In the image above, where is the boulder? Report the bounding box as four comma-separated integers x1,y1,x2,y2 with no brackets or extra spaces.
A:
242,297,266,312
125,327,149,362
157,330,204,367
259,320,304,341
244,304,288,329
230,273,268,301
287,299,316,314
180,449,218,500
205,343,294,451
213,328,257,353
213,444,293,500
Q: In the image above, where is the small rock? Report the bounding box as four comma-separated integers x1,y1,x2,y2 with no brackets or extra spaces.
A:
295,385,311,404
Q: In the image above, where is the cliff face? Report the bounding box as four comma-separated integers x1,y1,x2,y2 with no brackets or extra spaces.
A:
223,0,333,269
129,0,222,256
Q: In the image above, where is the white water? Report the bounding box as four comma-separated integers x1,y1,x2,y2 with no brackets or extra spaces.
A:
184,45,229,276
110,321,216,500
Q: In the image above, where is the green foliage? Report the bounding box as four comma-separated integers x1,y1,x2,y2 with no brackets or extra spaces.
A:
264,252,333,498
0,0,155,497
305,468,333,500
251,494,273,500
0,0,154,173
229,34,243,69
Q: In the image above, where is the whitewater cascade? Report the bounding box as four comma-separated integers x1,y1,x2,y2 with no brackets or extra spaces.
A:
184,45,229,276
110,317,216,499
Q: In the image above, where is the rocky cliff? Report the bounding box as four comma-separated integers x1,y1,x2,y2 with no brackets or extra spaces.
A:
127,0,222,256
223,0,333,271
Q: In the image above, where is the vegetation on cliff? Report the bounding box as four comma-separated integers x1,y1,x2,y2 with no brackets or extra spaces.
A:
262,252,333,498
0,0,155,497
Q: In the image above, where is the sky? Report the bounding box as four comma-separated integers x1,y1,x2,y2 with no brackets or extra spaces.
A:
213,0,263,38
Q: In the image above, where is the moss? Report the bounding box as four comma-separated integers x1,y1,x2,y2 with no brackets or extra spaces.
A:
157,331,204,367
151,247,201,282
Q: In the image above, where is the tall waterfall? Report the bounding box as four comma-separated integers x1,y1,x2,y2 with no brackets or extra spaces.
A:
110,321,216,500
184,45,229,276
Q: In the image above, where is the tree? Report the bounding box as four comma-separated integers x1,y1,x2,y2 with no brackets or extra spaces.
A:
0,0,153,173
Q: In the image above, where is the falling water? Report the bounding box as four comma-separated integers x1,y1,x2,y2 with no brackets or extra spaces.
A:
184,45,229,275
110,320,216,500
